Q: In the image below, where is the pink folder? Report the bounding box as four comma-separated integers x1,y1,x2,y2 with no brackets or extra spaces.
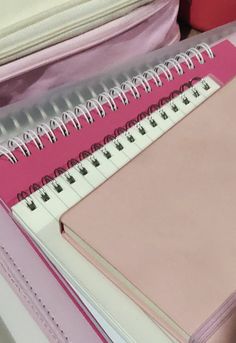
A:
61,79,236,343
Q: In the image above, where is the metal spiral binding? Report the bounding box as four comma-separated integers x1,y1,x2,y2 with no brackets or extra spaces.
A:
0,43,214,164
16,75,213,206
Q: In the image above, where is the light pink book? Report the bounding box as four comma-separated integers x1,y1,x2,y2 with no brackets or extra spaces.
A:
61,78,236,343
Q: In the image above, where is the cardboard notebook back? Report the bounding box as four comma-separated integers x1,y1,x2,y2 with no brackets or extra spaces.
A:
61,78,236,341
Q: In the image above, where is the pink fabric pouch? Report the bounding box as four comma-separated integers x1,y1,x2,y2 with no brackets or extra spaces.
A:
0,0,180,109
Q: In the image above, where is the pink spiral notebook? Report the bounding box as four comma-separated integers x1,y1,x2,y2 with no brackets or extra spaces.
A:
0,39,236,207
0,37,236,342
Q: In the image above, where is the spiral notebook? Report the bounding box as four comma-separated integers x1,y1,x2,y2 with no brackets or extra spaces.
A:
0,38,236,342
60,77,236,343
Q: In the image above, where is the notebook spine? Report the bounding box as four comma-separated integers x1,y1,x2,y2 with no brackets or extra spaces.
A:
74,77,201,164
0,43,214,165
16,75,207,203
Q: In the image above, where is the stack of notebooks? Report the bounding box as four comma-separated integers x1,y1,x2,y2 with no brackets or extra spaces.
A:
0,25,236,342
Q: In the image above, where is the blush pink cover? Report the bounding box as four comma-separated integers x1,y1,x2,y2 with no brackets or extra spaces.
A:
61,79,236,343
0,40,236,208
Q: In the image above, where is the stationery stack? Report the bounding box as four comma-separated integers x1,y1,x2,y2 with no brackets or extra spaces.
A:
0,4,236,342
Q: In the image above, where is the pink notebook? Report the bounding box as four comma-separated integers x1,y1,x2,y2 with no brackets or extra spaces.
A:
60,78,236,343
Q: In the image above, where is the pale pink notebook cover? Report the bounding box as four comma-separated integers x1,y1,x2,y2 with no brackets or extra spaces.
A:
61,79,236,342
